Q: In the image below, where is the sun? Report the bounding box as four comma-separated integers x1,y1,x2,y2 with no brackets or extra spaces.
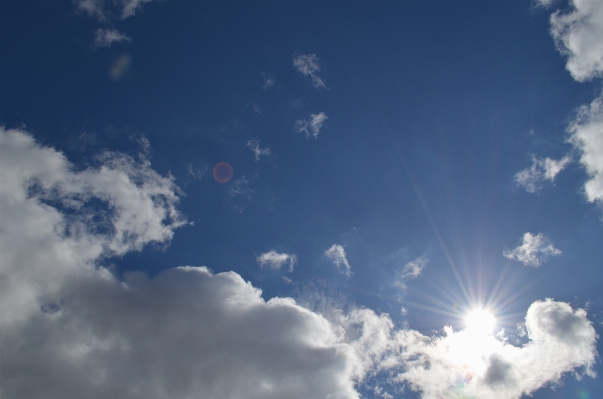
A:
465,309,496,335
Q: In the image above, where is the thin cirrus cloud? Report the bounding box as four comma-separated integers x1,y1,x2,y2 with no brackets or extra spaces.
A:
257,250,297,272
325,244,352,277
514,155,571,193
263,76,275,90
246,137,271,161
75,0,153,47
293,54,328,89
294,112,328,139
503,232,561,267
395,256,428,291
93,28,131,48
75,0,152,21
539,0,603,207
0,128,596,399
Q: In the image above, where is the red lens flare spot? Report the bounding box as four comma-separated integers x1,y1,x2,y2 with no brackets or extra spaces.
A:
213,162,233,183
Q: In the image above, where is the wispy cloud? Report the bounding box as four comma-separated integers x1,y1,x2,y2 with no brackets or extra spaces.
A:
228,175,252,200
75,0,152,21
515,155,571,193
263,75,275,90
188,164,207,180
246,137,271,161
294,112,328,139
504,232,561,267
394,256,428,290
75,0,153,47
325,244,352,277
257,250,297,272
293,54,327,89
94,28,131,48
402,256,428,279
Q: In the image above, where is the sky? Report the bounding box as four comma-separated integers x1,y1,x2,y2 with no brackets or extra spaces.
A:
1,0,602,398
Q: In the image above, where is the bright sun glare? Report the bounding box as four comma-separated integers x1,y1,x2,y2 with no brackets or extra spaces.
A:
465,309,496,335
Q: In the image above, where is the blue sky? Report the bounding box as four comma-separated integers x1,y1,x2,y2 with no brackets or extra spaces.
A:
1,1,602,398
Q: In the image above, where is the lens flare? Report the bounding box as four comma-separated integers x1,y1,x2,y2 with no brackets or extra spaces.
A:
213,162,233,183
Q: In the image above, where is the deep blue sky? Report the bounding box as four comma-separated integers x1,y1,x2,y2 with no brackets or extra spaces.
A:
1,1,602,398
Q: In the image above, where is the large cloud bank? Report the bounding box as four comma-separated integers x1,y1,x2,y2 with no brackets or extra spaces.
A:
0,128,597,399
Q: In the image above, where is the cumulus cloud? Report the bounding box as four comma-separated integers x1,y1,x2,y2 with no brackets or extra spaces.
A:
539,0,603,81
247,137,271,161
0,127,187,325
0,128,364,399
538,0,603,210
257,250,297,272
325,244,352,277
294,112,328,139
94,28,131,48
503,232,561,267
389,299,597,399
293,54,327,89
1,128,596,399
515,155,572,193
567,96,603,204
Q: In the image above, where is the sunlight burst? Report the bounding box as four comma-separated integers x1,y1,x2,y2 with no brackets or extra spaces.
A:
465,309,496,335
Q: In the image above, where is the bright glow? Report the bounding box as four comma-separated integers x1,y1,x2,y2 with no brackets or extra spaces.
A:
465,309,496,335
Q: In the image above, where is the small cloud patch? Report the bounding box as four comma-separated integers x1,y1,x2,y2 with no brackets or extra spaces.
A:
325,244,352,277
257,251,297,272
294,112,328,139
504,232,561,267
515,155,571,193
293,54,327,89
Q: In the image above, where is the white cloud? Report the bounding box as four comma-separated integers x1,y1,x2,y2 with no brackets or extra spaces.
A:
228,175,252,200
538,0,603,210
394,256,428,291
515,155,572,193
540,0,603,82
263,76,275,89
75,0,152,21
402,257,428,279
247,137,271,161
568,96,603,204
389,299,597,399
325,244,352,277
294,112,328,139
503,232,561,267
1,266,367,399
94,28,131,48
293,54,327,89
0,128,365,399
257,250,297,272
1,128,596,399
0,127,186,325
